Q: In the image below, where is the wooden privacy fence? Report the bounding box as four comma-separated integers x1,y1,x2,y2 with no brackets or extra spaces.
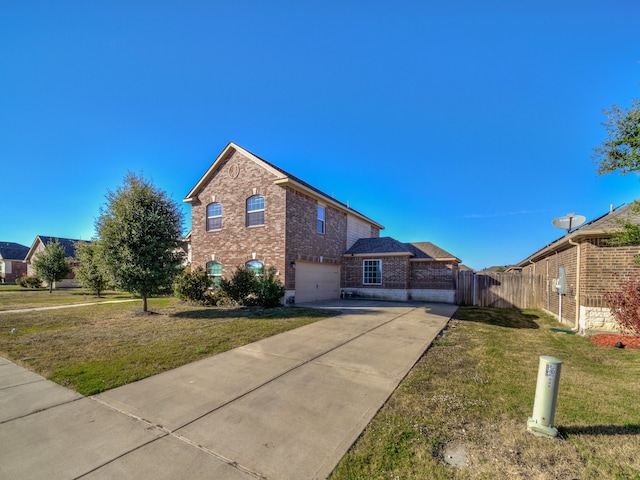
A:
456,271,543,309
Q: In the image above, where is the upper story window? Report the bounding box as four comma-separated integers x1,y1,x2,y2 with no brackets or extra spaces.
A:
363,259,382,285
246,259,264,276
206,260,222,285
206,203,222,231
246,195,265,227
317,205,325,234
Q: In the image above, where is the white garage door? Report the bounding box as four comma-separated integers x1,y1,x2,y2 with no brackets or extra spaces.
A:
295,262,340,303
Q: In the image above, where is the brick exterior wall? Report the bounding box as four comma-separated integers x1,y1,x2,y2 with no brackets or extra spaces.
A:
410,261,457,290
189,150,287,281
284,188,347,290
340,255,457,302
341,255,411,290
521,239,640,331
2,260,27,283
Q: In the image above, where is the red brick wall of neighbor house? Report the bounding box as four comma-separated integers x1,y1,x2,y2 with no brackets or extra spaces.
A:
190,151,287,279
284,188,347,290
521,241,640,323
410,261,457,290
522,245,577,324
341,256,410,290
581,240,640,300
5,260,27,283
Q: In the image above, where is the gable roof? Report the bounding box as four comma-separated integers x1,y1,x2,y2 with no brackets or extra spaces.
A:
25,236,87,263
408,242,460,261
345,237,461,262
183,142,384,229
517,201,640,265
0,242,30,261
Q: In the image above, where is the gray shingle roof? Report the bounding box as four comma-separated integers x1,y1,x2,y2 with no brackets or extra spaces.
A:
0,242,29,260
36,236,86,258
345,237,413,255
345,237,461,262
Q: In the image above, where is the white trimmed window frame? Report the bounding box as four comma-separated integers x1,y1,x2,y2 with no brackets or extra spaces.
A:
363,259,382,285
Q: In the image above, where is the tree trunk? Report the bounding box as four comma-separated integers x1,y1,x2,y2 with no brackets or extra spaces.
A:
48,281,53,294
142,295,148,312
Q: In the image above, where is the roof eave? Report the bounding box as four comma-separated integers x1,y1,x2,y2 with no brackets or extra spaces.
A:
343,252,413,258
517,229,614,266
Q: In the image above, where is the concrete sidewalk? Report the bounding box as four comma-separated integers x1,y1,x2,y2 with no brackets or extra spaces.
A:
0,300,456,480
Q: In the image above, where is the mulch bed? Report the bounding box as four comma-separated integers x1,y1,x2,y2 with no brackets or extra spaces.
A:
590,333,640,350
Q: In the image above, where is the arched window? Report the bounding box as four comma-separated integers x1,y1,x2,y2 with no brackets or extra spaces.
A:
206,203,222,231
245,260,264,276
246,195,265,227
206,261,222,285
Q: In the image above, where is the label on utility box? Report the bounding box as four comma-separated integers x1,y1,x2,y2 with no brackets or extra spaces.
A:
545,363,557,378
545,363,557,388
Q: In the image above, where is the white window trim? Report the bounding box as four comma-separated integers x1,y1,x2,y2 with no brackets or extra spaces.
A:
363,259,382,285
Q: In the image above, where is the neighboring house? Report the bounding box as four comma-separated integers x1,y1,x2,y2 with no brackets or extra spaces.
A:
517,202,640,333
24,236,85,288
0,242,29,283
184,142,461,304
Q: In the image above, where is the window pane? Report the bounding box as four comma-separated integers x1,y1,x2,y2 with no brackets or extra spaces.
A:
207,217,222,230
363,260,382,285
246,196,265,226
317,205,325,234
246,260,264,275
247,211,265,227
206,261,222,276
207,203,222,217
206,203,222,231
247,196,264,211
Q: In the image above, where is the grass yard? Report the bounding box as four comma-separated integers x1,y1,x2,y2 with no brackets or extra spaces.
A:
0,285,133,311
0,294,338,395
329,307,640,480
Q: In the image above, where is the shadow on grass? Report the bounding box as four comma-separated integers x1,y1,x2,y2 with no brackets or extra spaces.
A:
170,306,340,320
559,424,640,436
452,306,540,329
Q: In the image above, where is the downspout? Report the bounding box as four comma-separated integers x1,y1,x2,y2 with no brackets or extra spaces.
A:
568,238,581,332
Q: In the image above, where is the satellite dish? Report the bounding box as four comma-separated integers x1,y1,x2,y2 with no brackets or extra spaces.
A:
552,213,586,232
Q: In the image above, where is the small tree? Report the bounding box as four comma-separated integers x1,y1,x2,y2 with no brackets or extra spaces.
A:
219,267,256,305
74,241,111,297
32,240,72,293
96,172,184,312
605,277,640,335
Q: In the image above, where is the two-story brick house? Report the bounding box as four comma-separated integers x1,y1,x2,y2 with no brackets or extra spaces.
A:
184,142,460,304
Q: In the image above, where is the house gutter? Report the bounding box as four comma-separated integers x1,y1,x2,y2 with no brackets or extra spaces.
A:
568,238,581,332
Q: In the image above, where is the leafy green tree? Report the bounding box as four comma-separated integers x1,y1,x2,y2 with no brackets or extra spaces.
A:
74,241,111,297
96,172,184,312
593,97,640,176
32,240,72,293
594,97,640,258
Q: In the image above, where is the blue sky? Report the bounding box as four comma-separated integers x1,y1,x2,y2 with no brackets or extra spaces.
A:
1,1,639,271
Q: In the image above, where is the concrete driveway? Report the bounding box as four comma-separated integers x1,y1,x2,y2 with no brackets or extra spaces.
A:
0,300,456,480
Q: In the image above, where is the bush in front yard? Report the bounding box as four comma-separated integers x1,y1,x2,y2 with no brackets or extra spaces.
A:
16,275,43,289
252,266,286,308
219,267,256,305
173,266,212,305
605,277,640,335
